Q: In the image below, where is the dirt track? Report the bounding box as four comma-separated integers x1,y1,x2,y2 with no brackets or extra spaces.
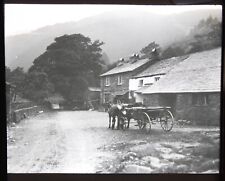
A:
7,111,220,173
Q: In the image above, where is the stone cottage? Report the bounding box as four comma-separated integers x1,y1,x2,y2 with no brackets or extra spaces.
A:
139,48,221,125
129,55,189,104
100,55,153,104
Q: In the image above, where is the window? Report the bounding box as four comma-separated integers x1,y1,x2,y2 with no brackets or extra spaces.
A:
144,83,153,86
105,77,110,86
118,75,122,85
155,77,160,82
138,79,143,87
192,94,209,106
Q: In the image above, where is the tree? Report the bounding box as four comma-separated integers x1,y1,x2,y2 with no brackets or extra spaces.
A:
5,66,26,95
186,16,221,53
22,71,54,103
140,41,161,59
161,46,185,59
29,34,105,103
161,16,222,59
5,66,11,81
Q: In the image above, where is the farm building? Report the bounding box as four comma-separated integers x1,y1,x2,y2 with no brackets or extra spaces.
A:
100,54,154,104
129,55,189,103
139,48,221,126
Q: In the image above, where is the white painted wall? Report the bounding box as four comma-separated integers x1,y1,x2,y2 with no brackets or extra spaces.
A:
129,75,164,103
129,75,164,91
134,92,144,103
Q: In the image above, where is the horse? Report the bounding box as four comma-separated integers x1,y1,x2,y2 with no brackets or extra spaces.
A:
108,103,131,130
108,103,121,129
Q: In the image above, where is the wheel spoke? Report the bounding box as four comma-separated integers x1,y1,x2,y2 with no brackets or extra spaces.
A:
160,110,174,132
142,112,151,134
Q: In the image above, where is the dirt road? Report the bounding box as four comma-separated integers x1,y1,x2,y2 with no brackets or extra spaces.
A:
7,111,220,173
7,111,114,173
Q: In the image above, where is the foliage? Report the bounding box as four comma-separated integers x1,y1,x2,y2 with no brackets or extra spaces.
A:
161,46,185,59
140,41,161,59
5,66,11,80
106,61,117,71
5,66,26,94
161,16,222,59
28,34,105,103
187,16,221,53
22,71,54,103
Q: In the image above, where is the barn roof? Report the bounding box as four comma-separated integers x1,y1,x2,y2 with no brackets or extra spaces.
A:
134,55,189,78
141,48,221,94
100,58,150,76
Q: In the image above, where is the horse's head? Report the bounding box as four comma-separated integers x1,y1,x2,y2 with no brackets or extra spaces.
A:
117,103,129,112
117,104,123,110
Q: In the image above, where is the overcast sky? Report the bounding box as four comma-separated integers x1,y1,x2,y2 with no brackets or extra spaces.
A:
5,4,221,37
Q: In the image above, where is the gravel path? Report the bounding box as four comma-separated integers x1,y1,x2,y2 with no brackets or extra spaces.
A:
7,111,220,173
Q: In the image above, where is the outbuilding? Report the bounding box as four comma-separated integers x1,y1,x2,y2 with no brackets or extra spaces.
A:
140,48,221,126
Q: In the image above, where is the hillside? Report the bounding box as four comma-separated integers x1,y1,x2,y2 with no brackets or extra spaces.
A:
5,8,221,71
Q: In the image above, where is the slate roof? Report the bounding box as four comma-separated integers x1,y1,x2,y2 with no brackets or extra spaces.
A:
100,58,150,76
141,48,221,94
134,55,189,78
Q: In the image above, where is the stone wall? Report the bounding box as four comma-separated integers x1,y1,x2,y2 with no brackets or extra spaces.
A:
175,93,220,126
143,94,160,107
101,72,132,103
100,59,153,104
11,106,43,123
143,92,220,126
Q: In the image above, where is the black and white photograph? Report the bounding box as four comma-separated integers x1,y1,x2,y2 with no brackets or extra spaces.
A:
5,4,222,173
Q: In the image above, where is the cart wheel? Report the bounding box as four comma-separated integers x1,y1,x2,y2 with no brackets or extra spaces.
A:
137,119,145,129
141,112,151,134
160,110,174,132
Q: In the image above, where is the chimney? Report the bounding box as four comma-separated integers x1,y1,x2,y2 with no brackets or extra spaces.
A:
130,53,140,60
120,58,125,62
117,57,125,66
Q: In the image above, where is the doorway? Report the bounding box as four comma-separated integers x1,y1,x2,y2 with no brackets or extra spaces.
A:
160,94,176,114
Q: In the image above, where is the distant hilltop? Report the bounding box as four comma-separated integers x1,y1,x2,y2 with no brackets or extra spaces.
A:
5,8,221,71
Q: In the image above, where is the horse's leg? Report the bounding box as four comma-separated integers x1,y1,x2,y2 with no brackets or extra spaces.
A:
120,117,124,130
117,116,120,130
108,115,111,128
127,118,130,129
112,116,115,129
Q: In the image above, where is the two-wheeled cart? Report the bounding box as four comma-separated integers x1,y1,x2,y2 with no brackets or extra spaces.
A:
121,106,174,133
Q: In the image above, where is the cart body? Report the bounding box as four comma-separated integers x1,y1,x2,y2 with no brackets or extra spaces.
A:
121,105,174,133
